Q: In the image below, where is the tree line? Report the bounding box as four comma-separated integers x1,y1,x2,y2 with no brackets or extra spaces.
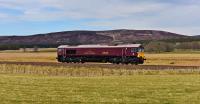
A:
0,44,59,50
0,41,200,53
144,41,200,53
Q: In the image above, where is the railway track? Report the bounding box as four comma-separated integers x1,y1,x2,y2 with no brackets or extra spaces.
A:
0,61,200,70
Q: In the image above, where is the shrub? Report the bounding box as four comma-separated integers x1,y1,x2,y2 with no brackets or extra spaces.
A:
145,41,174,53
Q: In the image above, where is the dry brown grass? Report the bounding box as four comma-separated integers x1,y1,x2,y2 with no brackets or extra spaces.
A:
0,52,56,62
145,53,200,66
0,64,200,77
0,52,199,66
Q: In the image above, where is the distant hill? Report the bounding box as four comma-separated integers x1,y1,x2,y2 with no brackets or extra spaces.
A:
195,35,200,37
0,29,196,46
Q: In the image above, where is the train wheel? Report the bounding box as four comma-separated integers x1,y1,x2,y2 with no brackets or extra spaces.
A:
121,62,129,65
111,62,116,64
59,56,65,63
125,62,129,65
79,59,85,64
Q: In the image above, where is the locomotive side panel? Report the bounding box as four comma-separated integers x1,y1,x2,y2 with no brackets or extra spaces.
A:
65,48,130,57
63,47,138,57
57,44,145,64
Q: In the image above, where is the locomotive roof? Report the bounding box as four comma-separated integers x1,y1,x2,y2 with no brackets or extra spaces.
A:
58,44,142,48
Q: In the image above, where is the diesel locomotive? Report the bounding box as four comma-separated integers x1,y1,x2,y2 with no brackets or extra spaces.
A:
57,44,146,65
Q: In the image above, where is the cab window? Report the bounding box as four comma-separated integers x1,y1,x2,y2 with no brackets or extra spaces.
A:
138,47,144,52
131,48,138,52
131,47,144,52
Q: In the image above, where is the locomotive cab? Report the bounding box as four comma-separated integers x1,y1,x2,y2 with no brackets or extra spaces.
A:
130,46,146,64
137,47,145,59
131,47,145,58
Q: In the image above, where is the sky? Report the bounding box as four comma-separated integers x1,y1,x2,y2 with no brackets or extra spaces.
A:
0,0,199,36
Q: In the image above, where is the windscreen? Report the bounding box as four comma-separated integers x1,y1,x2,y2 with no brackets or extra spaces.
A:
138,47,144,52
131,47,144,52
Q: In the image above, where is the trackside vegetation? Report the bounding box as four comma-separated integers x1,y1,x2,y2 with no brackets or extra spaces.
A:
0,64,200,76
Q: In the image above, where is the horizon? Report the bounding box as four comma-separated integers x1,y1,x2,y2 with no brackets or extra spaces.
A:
0,29,197,37
0,0,200,36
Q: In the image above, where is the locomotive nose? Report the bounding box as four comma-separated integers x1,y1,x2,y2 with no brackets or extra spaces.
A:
137,52,144,57
137,52,145,60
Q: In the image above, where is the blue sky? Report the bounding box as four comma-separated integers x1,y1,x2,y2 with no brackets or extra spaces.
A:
0,0,199,36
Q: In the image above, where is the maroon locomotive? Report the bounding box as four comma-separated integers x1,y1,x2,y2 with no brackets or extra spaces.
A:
57,44,145,64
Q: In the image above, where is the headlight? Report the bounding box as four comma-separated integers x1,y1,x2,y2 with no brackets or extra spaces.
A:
58,49,63,55
58,49,62,52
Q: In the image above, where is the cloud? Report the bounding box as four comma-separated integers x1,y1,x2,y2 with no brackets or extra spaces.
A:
83,0,200,35
0,0,200,35
0,0,169,20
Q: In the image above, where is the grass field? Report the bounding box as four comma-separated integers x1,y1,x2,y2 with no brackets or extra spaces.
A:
0,51,200,103
1,74,200,104
145,53,200,66
0,52,56,62
0,64,199,104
